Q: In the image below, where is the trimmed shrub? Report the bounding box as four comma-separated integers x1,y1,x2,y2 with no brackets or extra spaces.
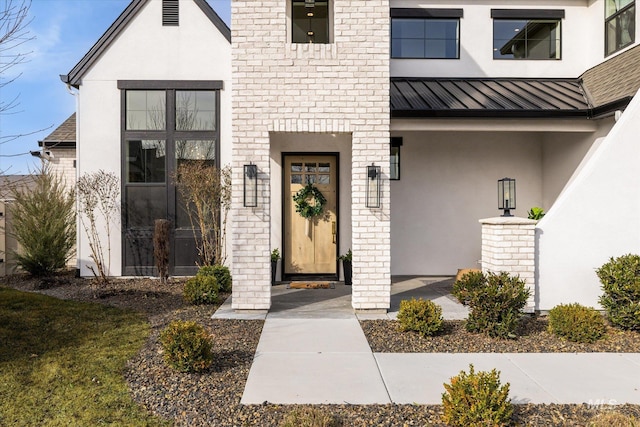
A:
465,272,531,339
197,265,232,293
280,407,339,427
397,298,443,337
8,167,75,276
183,274,218,304
159,320,213,373
597,254,640,330
548,303,606,343
452,270,486,305
589,412,639,427
442,364,513,427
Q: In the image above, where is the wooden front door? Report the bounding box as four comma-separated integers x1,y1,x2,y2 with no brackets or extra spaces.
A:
284,155,337,277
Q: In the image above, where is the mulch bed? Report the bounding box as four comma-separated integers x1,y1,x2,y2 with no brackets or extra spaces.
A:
3,272,640,426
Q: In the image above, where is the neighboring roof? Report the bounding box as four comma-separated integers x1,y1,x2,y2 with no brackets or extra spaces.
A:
580,44,640,109
39,113,76,148
0,175,37,199
391,78,591,118
61,0,230,87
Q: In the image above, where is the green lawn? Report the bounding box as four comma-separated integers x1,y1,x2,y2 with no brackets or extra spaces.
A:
0,287,171,426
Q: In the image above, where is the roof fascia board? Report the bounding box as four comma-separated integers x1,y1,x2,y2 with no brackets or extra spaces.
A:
391,110,589,119
38,141,76,148
391,118,599,133
590,96,633,118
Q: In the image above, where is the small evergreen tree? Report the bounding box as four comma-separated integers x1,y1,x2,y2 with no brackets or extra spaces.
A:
7,166,75,276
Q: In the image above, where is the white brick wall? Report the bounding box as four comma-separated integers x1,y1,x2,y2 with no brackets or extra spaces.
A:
479,217,537,312
48,148,76,190
232,0,391,311
49,148,77,267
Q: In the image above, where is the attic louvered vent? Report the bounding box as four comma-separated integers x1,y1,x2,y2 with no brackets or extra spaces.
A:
163,0,179,26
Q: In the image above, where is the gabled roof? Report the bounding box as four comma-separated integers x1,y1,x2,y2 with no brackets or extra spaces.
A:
391,78,591,118
580,44,640,110
39,113,76,148
60,0,230,87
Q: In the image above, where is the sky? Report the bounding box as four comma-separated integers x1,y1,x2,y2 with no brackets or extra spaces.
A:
0,0,231,175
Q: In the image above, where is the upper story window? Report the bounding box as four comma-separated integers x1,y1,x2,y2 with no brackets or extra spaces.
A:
391,9,462,59
292,0,330,43
492,9,564,60
606,0,635,56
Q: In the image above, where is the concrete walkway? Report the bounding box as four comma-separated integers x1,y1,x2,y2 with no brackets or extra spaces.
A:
213,277,640,406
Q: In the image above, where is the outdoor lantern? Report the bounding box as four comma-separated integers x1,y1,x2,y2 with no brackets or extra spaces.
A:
498,177,516,217
244,164,258,207
366,164,381,208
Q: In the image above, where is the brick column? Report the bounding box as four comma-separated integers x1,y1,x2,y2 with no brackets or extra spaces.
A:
479,217,537,312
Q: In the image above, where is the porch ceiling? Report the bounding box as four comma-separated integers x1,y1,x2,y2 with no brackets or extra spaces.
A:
391,78,591,119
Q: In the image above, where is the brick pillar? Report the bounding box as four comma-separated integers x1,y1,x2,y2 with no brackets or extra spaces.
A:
479,217,537,312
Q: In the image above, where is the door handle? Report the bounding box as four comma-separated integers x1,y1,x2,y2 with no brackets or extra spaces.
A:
332,221,336,244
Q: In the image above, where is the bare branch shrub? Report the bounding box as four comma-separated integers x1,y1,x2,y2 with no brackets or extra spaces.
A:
76,170,119,283
174,162,231,266
154,219,170,284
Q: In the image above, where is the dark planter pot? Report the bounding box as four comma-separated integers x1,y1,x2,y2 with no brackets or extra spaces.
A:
342,260,352,286
271,260,278,285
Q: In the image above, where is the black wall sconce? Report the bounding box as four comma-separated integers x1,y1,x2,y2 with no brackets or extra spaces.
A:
244,164,258,207
498,177,516,217
366,164,381,208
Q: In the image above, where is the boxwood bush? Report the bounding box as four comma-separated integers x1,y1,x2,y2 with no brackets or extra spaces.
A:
463,272,530,339
197,264,232,293
442,364,513,427
597,254,640,330
183,274,218,304
159,320,213,373
452,270,486,305
548,303,606,343
397,298,443,337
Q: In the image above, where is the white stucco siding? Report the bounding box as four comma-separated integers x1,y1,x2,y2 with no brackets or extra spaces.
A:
76,0,231,276
541,119,614,210
390,0,634,78
76,82,122,277
537,91,640,311
390,131,544,275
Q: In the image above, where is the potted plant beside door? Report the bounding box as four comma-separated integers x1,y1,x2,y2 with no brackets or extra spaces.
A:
338,249,352,286
270,249,280,285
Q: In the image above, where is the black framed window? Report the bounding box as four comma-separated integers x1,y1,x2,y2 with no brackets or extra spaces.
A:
491,10,563,60
119,81,221,275
390,9,462,59
606,0,635,56
390,137,402,180
493,19,561,59
292,0,330,44
392,18,460,58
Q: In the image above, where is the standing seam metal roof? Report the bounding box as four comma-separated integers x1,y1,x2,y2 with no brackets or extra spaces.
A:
391,78,591,118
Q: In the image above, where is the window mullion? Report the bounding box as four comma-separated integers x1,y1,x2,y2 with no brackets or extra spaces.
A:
166,89,177,224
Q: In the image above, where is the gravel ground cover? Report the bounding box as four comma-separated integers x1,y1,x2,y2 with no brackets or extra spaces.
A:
362,318,640,353
3,273,639,426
